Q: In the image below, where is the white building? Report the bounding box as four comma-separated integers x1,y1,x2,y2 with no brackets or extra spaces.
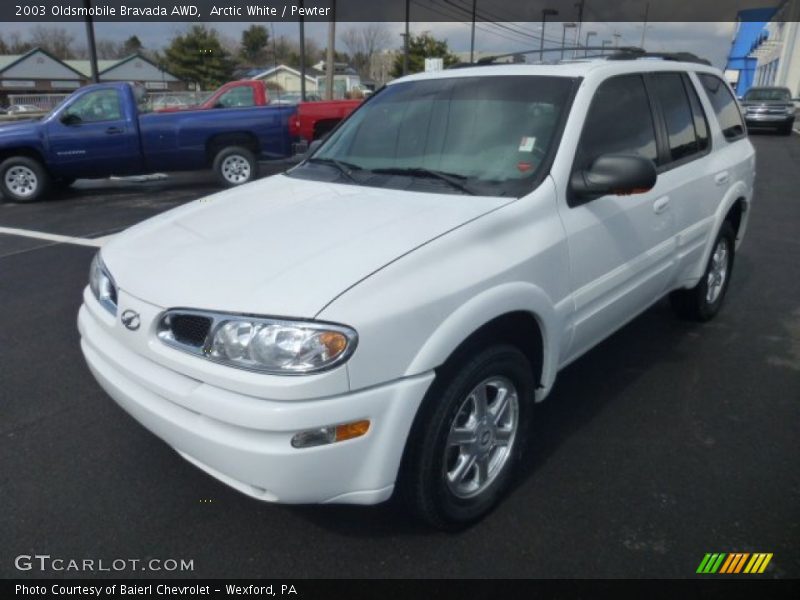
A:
750,0,800,96
65,54,182,91
250,64,321,94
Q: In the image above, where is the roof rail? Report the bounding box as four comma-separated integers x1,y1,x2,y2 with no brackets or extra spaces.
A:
448,46,710,68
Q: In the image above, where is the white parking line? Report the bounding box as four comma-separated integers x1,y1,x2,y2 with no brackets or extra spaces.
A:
0,226,106,247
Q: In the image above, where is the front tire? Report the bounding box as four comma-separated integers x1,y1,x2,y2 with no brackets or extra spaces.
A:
212,146,257,187
779,122,794,136
670,221,736,321
0,156,49,202
399,345,534,530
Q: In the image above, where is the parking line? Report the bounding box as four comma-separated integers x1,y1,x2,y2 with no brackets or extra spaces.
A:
0,226,105,248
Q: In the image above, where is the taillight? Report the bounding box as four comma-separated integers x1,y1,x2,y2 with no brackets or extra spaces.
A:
288,116,300,137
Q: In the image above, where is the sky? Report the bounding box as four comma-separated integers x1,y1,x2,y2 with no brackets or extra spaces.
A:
0,20,738,68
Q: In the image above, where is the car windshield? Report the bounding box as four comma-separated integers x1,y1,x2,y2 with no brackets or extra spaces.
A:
289,75,576,197
745,88,791,102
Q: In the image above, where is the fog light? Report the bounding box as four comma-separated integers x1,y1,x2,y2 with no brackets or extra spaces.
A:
291,420,370,448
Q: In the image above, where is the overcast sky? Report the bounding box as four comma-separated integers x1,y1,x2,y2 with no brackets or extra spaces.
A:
0,20,737,68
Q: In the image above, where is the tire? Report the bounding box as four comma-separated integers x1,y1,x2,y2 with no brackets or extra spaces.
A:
0,156,49,202
399,344,534,530
779,122,794,136
670,221,736,321
212,146,257,187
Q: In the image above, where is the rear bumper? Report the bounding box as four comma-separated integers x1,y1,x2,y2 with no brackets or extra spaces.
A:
745,114,795,127
78,303,433,505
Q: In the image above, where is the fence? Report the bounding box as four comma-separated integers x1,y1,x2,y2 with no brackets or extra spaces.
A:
8,90,214,112
8,93,70,110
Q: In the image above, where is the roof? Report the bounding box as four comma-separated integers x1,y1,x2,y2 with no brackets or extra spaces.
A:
250,64,320,82
0,47,87,79
64,59,119,76
0,54,22,70
392,58,722,85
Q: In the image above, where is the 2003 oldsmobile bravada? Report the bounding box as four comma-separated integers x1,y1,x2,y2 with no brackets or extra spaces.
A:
79,51,755,528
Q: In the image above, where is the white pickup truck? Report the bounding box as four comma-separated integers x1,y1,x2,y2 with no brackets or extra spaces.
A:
79,52,755,529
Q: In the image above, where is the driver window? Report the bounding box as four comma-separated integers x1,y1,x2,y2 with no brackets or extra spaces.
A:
64,89,122,123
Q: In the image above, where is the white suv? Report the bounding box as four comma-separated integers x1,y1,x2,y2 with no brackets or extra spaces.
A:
79,55,755,528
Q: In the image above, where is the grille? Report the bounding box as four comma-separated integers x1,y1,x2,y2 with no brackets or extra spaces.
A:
169,314,212,347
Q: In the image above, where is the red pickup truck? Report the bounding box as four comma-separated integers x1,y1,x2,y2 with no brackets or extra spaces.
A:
157,80,361,147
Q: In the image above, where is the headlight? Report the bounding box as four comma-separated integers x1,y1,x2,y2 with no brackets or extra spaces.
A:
157,310,357,374
89,253,117,315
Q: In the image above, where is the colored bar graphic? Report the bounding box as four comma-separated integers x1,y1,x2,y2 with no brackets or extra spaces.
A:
698,552,773,574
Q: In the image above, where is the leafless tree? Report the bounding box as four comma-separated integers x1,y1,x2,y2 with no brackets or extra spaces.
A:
340,24,391,78
28,26,76,59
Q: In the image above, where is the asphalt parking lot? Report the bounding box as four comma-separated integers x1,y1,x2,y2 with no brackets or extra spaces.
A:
1,135,799,579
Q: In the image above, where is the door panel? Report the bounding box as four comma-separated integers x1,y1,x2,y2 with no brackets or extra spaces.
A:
46,88,141,177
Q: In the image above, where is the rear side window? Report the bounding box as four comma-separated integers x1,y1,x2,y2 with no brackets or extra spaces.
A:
576,74,658,171
651,73,701,162
698,74,745,140
684,74,710,152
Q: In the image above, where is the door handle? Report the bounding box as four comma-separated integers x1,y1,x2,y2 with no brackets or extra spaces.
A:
105,127,124,135
714,171,730,186
653,196,670,214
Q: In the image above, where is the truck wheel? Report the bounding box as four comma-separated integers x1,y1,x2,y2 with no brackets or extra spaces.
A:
213,146,257,187
779,122,794,136
670,221,736,321
399,345,533,530
0,156,49,203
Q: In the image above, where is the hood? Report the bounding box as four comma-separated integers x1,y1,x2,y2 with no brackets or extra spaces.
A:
103,174,508,317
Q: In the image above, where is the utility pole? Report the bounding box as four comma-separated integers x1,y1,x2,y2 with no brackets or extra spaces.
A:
561,23,576,60
299,1,306,101
640,2,650,49
325,1,335,100
83,0,99,83
469,0,477,63
613,32,621,48
403,0,410,75
584,30,596,57
573,0,585,59
539,8,558,62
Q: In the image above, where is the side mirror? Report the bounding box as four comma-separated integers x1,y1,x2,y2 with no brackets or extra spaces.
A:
571,154,657,199
60,113,81,126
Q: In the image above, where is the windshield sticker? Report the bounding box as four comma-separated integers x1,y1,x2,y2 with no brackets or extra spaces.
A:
518,136,537,152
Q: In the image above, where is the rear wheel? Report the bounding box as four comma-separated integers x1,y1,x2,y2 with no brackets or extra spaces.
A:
399,345,534,530
212,146,257,187
670,221,736,321
0,156,49,202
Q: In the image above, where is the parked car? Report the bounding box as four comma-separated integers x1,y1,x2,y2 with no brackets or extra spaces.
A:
79,56,755,528
6,104,43,114
0,82,296,202
739,86,797,135
156,80,361,148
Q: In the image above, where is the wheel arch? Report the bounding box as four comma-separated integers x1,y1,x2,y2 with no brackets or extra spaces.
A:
405,282,562,402
205,132,259,164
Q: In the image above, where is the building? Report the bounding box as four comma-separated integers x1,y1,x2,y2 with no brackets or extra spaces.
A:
64,54,183,91
312,61,362,99
749,0,800,96
250,64,321,94
724,8,777,96
0,47,185,107
0,47,87,98
369,50,397,85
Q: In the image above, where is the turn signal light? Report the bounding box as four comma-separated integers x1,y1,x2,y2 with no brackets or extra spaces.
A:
291,420,371,448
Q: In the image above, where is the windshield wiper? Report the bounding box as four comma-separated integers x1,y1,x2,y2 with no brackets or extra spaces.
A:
369,167,477,195
307,157,364,184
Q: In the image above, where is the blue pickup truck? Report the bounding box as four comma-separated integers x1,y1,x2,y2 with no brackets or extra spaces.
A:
0,82,296,202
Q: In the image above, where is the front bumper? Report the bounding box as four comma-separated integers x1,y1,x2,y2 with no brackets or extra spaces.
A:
78,297,433,505
745,113,795,127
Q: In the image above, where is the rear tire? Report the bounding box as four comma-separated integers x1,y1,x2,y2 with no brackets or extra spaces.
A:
399,345,534,530
0,156,49,202
670,221,736,321
212,146,257,187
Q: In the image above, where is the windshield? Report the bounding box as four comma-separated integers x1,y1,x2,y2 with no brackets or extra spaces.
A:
745,88,791,102
289,75,576,197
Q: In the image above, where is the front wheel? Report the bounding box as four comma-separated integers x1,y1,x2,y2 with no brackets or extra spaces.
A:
212,146,257,187
670,221,736,321
399,345,534,530
0,156,49,202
